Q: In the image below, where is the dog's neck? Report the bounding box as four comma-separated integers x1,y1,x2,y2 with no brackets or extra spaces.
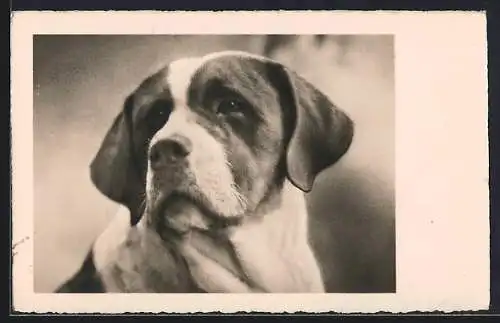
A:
222,180,324,292
93,181,324,292
170,180,324,292
230,180,310,253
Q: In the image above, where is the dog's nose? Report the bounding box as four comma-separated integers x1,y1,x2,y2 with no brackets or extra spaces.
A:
149,135,192,168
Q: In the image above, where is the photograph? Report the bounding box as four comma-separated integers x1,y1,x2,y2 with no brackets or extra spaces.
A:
33,34,396,294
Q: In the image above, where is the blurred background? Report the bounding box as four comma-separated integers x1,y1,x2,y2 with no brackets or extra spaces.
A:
34,35,394,293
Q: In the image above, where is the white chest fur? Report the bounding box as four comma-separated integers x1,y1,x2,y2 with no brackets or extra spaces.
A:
92,206,131,274
92,182,324,293
178,181,325,293
227,182,325,292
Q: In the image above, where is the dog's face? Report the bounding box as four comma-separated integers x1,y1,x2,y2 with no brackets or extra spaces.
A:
143,54,293,224
90,51,354,230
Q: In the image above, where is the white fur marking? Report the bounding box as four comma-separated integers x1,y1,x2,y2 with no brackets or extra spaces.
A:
227,181,325,292
92,206,131,273
167,51,271,104
167,57,203,104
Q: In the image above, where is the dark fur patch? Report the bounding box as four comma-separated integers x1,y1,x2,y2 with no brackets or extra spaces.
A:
89,65,176,225
54,250,105,293
130,67,175,181
186,56,291,213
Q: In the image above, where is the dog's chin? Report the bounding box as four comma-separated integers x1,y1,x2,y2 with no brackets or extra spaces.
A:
149,190,243,239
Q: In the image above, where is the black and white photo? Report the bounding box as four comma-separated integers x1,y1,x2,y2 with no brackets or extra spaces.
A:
12,11,489,313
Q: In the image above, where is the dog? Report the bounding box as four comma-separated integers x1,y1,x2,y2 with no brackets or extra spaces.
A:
56,50,354,293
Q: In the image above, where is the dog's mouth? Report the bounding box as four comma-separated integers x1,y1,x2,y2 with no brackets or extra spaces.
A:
149,190,242,238
163,192,212,219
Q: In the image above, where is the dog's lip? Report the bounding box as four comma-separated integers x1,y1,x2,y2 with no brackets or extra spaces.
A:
155,191,242,230
161,191,209,217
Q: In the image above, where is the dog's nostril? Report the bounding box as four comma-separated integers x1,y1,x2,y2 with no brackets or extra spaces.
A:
172,135,192,156
171,141,188,157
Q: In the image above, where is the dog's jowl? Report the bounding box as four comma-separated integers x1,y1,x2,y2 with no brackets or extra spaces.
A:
56,51,354,293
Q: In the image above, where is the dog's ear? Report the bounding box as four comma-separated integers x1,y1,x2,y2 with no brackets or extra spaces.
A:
90,96,145,222
278,67,354,192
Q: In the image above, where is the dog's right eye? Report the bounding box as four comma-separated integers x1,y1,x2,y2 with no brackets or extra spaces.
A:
145,100,171,132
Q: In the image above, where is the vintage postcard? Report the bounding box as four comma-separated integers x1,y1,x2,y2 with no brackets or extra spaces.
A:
11,11,488,313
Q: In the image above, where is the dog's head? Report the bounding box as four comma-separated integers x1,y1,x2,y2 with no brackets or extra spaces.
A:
90,51,354,229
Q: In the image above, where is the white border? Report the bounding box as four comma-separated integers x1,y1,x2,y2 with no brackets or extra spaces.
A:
11,11,489,313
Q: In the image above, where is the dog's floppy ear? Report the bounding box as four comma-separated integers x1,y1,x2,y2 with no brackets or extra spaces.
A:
280,67,354,192
90,96,145,222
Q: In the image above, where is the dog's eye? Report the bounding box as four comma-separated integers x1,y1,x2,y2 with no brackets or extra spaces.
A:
214,98,248,118
146,100,171,132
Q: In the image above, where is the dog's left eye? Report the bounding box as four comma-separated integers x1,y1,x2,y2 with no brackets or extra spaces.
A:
214,98,248,118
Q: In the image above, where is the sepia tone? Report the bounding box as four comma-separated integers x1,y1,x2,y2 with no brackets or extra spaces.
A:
33,35,395,293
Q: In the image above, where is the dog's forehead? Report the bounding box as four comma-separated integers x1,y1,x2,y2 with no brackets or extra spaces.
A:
130,51,276,113
167,52,272,104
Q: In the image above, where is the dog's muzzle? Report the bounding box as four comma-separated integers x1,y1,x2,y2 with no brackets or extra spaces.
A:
147,134,198,230
146,133,239,237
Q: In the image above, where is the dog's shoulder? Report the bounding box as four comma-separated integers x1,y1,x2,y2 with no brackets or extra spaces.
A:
92,206,132,272
56,207,131,293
